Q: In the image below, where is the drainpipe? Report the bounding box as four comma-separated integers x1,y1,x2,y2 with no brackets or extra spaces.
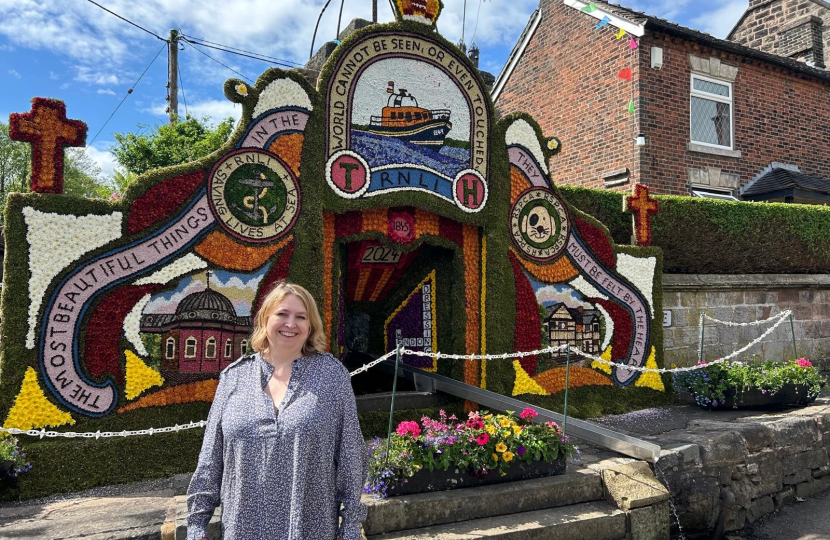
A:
710,488,736,540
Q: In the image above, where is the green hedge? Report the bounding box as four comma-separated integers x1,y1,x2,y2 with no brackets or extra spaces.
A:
559,187,830,274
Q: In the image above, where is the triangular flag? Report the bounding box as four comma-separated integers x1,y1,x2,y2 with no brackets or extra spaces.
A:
581,2,598,13
618,68,632,81
615,27,626,39
628,100,635,113
595,15,611,29
629,37,639,49
591,345,613,374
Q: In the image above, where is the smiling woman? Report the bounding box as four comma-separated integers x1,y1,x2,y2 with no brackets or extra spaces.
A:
186,281,368,540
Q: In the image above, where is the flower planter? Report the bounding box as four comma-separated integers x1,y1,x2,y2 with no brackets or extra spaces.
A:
706,383,819,409
386,454,567,497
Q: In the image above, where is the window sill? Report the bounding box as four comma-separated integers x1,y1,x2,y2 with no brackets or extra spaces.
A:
687,142,741,158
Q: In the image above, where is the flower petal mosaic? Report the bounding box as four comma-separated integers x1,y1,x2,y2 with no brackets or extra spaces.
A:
1,8,664,478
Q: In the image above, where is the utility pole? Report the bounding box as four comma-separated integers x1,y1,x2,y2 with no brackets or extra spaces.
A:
372,0,377,22
167,29,179,124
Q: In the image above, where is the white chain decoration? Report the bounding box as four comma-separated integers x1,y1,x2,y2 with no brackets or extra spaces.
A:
701,309,791,327
0,420,207,439
0,310,795,439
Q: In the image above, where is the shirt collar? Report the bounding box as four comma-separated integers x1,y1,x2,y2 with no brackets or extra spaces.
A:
256,351,307,389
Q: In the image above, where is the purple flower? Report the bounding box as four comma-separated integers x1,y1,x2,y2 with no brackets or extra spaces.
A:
517,446,527,456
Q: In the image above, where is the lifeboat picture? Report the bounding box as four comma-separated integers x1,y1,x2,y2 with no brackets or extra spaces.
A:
357,81,452,146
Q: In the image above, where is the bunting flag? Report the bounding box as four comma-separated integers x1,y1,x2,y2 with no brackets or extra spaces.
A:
627,100,635,113
615,27,626,39
581,2,598,13
618,68,632,81
595,15,611,29
629,36,639,49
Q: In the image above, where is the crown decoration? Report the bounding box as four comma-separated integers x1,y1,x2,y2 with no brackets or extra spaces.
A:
394,0,443,27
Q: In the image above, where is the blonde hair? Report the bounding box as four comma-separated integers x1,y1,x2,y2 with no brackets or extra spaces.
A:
250,281,327,356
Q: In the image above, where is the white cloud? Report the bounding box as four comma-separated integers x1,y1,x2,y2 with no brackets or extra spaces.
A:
75,67,120,85
8,69,21,79
97,88,116,95
535,285,593,309
83,143,119,179
691,1,748,38
59,82,70,89
147,98,242,124
49,70,59,80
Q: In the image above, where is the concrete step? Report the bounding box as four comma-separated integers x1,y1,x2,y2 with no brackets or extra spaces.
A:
363,468,603,536
366,500,626,540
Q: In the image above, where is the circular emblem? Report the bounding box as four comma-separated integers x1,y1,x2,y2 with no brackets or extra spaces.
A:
388,210,415,244
208,149,300,242
510,188,570,261
452,170,488,213
326,150,370,199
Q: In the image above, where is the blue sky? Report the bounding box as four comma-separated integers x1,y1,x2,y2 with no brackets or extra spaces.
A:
0,0,747,181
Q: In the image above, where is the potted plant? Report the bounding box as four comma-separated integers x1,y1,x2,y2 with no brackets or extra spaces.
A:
364,408,576,498
673,357,825,409
0,436,31,488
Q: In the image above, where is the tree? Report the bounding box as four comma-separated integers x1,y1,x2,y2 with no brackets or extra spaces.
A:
111,116,235,176
0,121,113,208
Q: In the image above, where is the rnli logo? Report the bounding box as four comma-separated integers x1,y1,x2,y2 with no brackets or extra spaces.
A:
208,149,300,242
510,188,569,261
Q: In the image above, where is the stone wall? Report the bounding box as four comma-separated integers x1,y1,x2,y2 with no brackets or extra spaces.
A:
656,400,830,533
662,274,830,368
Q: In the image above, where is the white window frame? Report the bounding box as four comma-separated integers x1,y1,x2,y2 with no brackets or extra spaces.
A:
165,337,176,359
692,188,739,201
184,337,198,358
205,337,217,359
690,74,734,150
224,339,233,358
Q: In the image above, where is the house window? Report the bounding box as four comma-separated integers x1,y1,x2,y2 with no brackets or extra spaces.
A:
241,339,248,354
205,337,216,358
690,74,733,149
165,337,176,359
184,337,198,358
225,339,233,358
692,188,738,201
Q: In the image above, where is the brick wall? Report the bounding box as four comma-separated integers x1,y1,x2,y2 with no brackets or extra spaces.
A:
730,0,830,66
495,0,640,191
638,30,830,195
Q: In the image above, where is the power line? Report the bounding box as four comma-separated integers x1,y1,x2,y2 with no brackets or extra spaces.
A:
180,37,297,69
181,39,254,83
84,0,167,42
87,43,167,148
180,35,302,67
177,55,189,119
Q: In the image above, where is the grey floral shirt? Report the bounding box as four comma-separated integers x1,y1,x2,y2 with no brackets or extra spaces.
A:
186,352,368,540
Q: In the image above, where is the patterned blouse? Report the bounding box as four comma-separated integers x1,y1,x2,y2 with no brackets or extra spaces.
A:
186,352,368,540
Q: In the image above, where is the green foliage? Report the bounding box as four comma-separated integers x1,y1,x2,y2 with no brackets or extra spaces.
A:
111,116,235,176
558,186,630,245
672,358,825,408
0,437,31,479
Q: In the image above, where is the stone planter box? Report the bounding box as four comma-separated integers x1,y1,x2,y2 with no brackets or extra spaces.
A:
387,454,567,497
706,384,818,409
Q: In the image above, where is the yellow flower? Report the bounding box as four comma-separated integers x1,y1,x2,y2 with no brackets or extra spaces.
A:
492,453,499,461
485,425,496,435
484,414,493,420
495,442,507,453
235,83,248,96
502,430,512,438
503,451,514,462
513,426,522,435
499,417,510,427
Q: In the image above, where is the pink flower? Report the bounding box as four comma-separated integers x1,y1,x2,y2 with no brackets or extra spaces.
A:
520,408,538,420
797,358,813,368
466,418,483,430
396,421,421,438
476,433,489,446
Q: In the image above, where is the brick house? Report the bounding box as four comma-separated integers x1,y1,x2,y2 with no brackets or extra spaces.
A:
140,287,252,374
493,0,830,202
543,302,602,356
